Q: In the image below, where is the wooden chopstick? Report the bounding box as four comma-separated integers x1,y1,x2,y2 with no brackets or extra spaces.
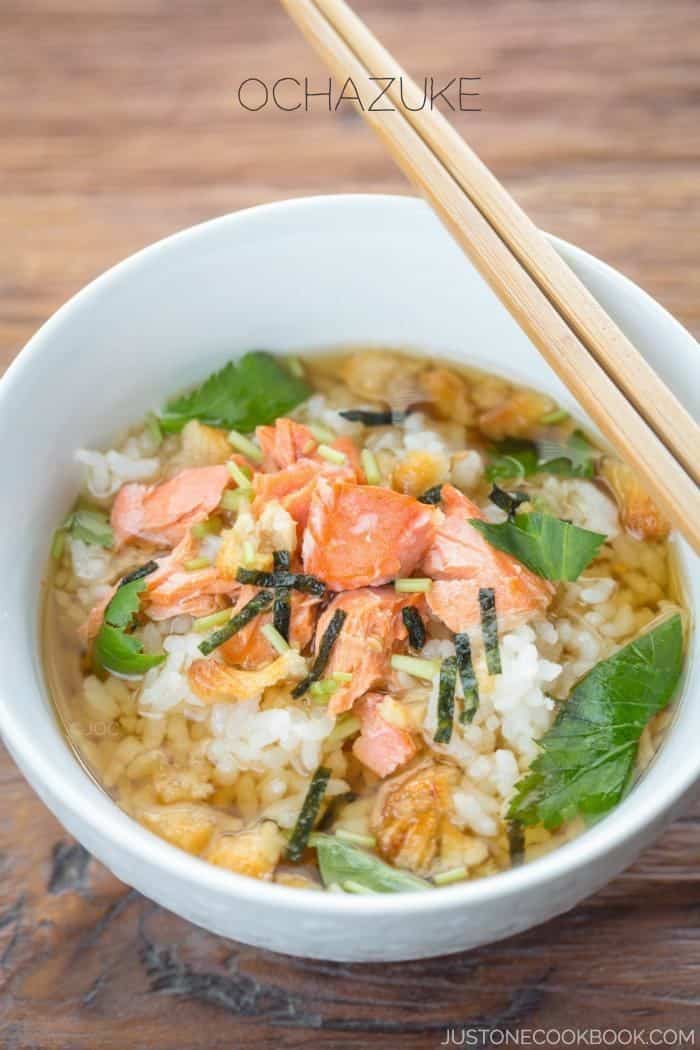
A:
281,0,700,553
308,0,699,490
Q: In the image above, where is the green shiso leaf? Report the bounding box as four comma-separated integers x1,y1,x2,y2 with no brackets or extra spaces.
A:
470,512,606,582
485,430,597,483
311,833,431,893
93,564,165,676
508,615,684,829
159,352,311,433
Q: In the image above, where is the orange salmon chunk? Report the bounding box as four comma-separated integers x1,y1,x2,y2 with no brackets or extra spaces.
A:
111,465,230,549
302,479,436,590
353,693,418,778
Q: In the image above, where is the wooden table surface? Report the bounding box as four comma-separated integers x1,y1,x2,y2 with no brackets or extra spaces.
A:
1,1,698,1045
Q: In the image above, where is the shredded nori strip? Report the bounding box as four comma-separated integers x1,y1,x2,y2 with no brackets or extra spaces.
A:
272,550,292,641
455,632,479,723
292,608,347,698
286,766,331,861
235,567,326,596
489,484,529,521
479,587,502,675
417,484,443,505
198,589,274,655
402,606,426,650
508,820,525,866
120,560,159,586
434,656,457,744
338,408,407,425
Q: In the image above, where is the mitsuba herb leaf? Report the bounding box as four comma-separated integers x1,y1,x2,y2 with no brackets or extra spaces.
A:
485,430,597,483
159,352,310,433
57,507,114,550
508,615,684,829
311,833,430,893
93,565,165,676
470,512,605,582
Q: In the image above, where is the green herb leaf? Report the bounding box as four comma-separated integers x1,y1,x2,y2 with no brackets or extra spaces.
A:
93,564,165,676
159,352,310,433
311,833,431,893
470,512,605,582
508,615,684,829
485,431,597,483
60,507,114,549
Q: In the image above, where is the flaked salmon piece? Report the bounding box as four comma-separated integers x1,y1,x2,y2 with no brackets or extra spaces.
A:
256,417,363,478
78,587,117,644
302,478,436,590
251,459,356,531
315,588,424,715
220,585,321,669
188,649,308,703
143,531,238,621
422,484,553,633
352,693,418,778
111,465,230,549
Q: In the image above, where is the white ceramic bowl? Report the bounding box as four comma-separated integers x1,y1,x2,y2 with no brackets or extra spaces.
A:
0,195,697,962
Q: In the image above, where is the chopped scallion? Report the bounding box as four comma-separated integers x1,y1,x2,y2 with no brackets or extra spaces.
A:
193,608,232,633
540,408,570,425
191,516,223,539
390,654,440,681
332,671,352,684
184,557,211,572
227,429,263,462
316,443,347,466
395,577,432,594
220,489,249,513
325,714,361,747
308,421,335,444
261,622,290,655
343,880,379,895
286,766,331,862
334,829,376,849
361,448,381,485
226,459,253,489
433,866,468,886
241,540,256,566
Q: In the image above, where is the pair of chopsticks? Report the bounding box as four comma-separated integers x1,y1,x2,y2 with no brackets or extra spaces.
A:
281,0,700,553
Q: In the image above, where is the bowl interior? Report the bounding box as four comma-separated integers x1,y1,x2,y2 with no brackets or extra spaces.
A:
0,194,697,917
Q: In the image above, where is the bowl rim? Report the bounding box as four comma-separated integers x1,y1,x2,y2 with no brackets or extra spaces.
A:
0,191,697,917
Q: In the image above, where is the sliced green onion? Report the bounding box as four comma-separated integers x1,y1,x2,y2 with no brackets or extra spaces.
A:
402,606,426,650
191,516,223,539
184,557,211,572
343,880,379,895
540,408,570,425
334,829,376,848
331,671,352,684
479,587,502,675
286,766,331,862
361,448,381,485
390,654,440,681
395,577,432,594
198,589,274,655
455,632,479,723
220,489,251,514
434,656,457,744
241,540,256,566
309,679,339,704
285,355,304,378
226,459,253,489
308,421,335,444
261,622,291,655
316,443,347,466
292,609,348,698
227,429,263,463
325,714,361,747
433,866,468,886
51,529,66,560
193,608,232,633
145,411,163,448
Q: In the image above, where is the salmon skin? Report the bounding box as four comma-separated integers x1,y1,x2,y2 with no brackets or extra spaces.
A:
422,484,553,634
302,478,436,591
